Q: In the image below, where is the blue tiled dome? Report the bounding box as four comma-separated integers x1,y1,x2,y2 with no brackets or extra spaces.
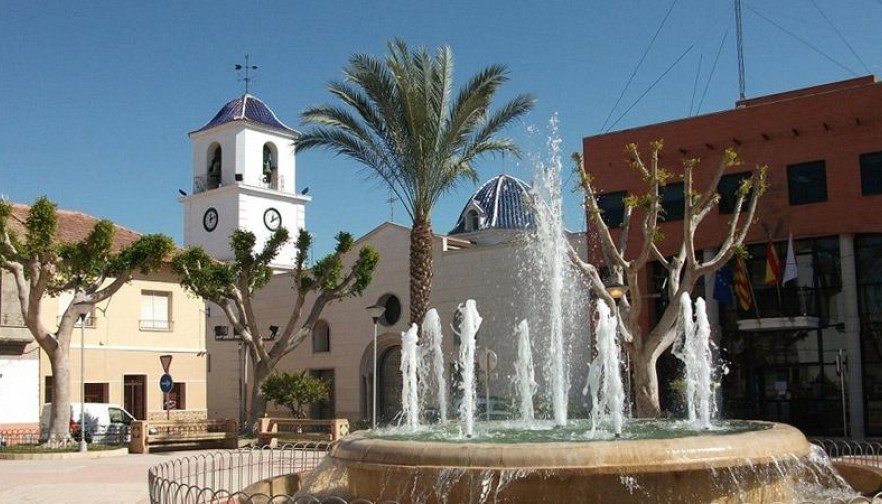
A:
449,175,535,235
192,94,298,135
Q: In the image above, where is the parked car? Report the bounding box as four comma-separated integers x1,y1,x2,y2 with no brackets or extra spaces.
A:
39,403,135,444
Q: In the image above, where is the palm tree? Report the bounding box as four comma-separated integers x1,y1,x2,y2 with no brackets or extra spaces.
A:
297,39,535,325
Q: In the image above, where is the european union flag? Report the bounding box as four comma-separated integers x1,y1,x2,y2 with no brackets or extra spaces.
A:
714,264,735,306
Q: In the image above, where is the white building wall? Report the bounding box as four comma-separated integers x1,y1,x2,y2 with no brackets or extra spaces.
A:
0,357,39,425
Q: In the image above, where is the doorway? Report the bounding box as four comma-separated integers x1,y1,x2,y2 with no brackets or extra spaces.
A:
124,374,146,419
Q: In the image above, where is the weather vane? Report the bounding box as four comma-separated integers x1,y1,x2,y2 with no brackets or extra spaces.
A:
235,55,258,94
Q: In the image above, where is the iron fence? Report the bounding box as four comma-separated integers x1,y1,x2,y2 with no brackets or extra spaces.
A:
147,439,882,504
0,428,40,447
0,426,131,449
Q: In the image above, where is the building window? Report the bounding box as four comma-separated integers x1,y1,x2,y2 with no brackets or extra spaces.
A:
466,209,481,232
44,376,53,404
717,172,752,214
597,190,626,229
140,291,171,331
787,160,827,205
165,383,186,410
377,293,401,327
860,151,882,196
312,319,331,353
207,144,222,189
661,182,685,222
85,383,108,403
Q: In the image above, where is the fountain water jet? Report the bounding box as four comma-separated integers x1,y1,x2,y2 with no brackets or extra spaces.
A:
513,319,537,423
674,293,716,429
420,309,448,423
400,324,420,430
457,300,482,438
584,299,625,436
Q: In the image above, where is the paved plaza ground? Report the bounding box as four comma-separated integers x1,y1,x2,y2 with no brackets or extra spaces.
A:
0,449,216,504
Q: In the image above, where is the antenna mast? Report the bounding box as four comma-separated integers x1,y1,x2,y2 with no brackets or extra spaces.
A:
235,55,258,94
735,0,746,100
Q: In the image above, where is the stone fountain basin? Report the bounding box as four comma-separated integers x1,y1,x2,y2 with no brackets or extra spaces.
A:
305,422,818,504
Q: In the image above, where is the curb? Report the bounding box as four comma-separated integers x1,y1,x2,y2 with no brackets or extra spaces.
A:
0,447,129,460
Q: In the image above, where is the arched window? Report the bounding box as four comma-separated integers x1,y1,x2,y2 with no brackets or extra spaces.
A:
207,144,222,190
262,143,278,187
466,209,481,231
312,319,330,353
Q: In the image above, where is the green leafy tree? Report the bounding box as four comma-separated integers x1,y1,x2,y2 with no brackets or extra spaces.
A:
0,197,174,442
296,38,535,326
570,143,766,417
261,370,330,419
173,228,378,427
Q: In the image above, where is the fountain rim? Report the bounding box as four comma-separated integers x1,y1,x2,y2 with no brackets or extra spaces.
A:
330,421,812,474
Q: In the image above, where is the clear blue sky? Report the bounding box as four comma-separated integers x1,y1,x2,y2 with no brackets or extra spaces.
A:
2,1,880,256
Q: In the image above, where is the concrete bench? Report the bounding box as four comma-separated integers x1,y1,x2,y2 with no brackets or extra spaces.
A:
257,417,348,447
129,419,237,454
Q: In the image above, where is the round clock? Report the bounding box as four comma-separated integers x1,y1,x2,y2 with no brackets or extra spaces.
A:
264,207,282,230
203,207,219,232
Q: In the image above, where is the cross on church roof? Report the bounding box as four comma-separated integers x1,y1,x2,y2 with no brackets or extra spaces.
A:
235,55,258,94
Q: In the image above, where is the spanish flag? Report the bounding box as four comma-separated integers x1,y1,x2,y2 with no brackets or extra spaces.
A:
764,240,782,286
733,256,752,310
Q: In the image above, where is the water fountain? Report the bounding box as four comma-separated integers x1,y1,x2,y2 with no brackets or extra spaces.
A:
296,125,854,503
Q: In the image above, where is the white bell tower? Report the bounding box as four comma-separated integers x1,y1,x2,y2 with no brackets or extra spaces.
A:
179,94,310,270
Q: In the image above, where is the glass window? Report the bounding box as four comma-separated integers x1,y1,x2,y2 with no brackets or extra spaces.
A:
717,172,752,214
165,383,185,410
860,151,882,196
84,383,108,403
787,160,827,205
140,291,171,331
44,376,53,404
597,190,626,229
312,320,331,353
661,182,685,222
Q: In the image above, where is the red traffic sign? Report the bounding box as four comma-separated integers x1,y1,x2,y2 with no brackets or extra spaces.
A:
160,354,173,374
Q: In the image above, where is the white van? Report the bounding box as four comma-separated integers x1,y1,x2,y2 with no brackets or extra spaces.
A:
39,403,136,444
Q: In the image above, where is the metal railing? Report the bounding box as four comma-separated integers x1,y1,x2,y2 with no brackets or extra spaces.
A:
147,438,882,504
0,428,40,447
148,442,331,504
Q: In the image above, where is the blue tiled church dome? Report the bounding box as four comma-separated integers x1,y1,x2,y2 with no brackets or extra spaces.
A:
192,94,297,135
449,175,535,235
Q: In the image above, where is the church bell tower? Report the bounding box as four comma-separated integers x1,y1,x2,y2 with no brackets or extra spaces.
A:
179,94,310,270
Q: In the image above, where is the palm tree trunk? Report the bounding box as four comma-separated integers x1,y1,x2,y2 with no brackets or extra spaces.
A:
409,218,434,327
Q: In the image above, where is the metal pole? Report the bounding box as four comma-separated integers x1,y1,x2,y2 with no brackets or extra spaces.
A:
372,321,378,430
79,315,87,453
839,349,848,438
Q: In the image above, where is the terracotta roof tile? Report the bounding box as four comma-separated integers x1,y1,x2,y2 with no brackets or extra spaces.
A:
9,203,143,253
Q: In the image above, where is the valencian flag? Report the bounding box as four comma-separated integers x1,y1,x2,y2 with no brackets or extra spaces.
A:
764,240,782,286
733,256,753,310
713,264,735,306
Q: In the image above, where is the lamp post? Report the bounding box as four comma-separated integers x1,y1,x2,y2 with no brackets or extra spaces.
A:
365,304,386,429
604,282,628,303
78,314,87,453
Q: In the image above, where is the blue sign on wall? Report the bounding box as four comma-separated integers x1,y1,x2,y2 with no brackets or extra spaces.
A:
159,373,174,393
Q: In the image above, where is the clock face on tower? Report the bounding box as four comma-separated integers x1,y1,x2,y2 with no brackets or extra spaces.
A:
203,207,219,232
264,207,282,230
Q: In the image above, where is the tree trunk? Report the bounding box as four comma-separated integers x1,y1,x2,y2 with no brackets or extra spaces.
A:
247,359,272,433
409,218,434,327
632,348,662,418
46,346,73,443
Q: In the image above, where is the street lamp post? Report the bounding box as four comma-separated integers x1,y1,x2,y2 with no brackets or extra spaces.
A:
79,314,88,453
365,304,386,429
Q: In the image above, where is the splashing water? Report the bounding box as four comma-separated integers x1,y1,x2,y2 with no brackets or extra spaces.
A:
514,319,537,423
400,323,420,430
457,300,483,438
674,294,715,429
584,299,625,436
420,308,448,423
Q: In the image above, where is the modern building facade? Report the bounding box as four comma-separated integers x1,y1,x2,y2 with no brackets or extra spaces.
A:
583,76,882,437
0,206,209,430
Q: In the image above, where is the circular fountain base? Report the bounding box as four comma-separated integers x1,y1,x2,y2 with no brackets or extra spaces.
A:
301,422,821,504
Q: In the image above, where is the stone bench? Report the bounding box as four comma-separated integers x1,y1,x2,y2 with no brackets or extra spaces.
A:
257,417,348,447
129,419,237,454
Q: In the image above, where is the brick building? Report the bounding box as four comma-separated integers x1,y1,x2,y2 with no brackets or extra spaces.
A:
583,76,882,438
